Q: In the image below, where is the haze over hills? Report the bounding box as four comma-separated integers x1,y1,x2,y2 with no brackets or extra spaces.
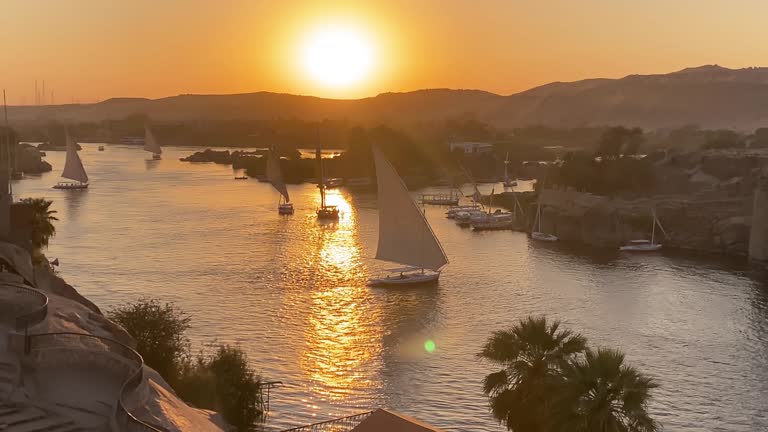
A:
9,65,768,131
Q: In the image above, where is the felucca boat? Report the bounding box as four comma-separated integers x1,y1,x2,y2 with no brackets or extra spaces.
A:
144,125,162,160
620,208,664,252
531,201,558,241
266,147,294,215
53,132,89,190
368,146,449,286
315,142,339,220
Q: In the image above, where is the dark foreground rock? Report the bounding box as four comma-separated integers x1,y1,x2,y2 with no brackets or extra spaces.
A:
18,143,53,173
37,141,81,151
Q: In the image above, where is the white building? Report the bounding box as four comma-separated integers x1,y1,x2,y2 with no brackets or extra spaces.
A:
448,141,494,154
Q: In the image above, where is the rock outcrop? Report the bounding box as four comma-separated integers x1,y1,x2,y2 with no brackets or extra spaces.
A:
16,144,52,174
180,149,234,164
534,190,753,255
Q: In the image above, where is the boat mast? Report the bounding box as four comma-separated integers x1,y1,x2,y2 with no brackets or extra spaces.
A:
316,125,325,208
3,90,11,196
651,209,657,245
504,152,510,184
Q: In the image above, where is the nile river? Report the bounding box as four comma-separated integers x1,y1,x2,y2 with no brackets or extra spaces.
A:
13,144,768,431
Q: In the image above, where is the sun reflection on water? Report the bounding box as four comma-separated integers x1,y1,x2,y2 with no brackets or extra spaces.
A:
299,190,383,407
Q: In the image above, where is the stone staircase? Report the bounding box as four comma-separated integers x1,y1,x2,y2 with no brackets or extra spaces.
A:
0,402,86,431
0,355,19,402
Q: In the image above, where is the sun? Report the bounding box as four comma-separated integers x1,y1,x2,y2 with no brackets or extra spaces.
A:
301,25,375,88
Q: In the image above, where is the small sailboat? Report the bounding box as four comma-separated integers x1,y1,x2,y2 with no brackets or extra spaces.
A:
503,152,517,188
368,146,449,286
531,201,558,242
315,140,339,220
144,125,162,160
53,132,89,190
265,147,294,215
620,209,664,252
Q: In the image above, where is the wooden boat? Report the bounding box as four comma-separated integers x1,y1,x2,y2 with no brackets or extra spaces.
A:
53,132,89,190
266,147,294,215
368,146,448,287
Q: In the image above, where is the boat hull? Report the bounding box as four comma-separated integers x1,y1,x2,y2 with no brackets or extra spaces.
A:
317,207,339,220
53,182,89,190
368,271,440,287
279,203,294,215
619,243,663,252
531,232,558,242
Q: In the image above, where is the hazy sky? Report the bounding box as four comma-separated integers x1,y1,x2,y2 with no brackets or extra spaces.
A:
1,0,767,104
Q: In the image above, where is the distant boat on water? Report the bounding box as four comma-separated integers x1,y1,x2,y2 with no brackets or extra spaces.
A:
266,147,294,215
368,146,449,286
315,135,339,220
144,126,162,160
53,132,89,190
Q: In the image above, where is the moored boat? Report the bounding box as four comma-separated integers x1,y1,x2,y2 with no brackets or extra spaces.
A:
619,209,665,252
531,200,558,242
315,135,339,220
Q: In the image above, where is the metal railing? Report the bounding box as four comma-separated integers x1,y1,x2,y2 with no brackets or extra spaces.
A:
25,332,166,432
0,281,48,333
280,411,374,432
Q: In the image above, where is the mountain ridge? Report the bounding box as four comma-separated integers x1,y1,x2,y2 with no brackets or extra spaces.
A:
9,65,768,130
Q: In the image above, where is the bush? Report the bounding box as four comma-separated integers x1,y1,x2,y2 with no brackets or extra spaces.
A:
177,345,264,431
109,298,264,431
108,298,191,384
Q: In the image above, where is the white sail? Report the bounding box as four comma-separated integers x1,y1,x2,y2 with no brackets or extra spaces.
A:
144,126,162,154
266,150,289,202
373,146,448,271
61,133,89,183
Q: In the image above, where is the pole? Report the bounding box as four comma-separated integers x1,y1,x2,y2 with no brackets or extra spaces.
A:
3,90,10,196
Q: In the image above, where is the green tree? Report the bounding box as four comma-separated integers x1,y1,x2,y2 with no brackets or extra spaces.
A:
553,348,659,432
20,198,58,250
479,316,587,432
108,298,191,384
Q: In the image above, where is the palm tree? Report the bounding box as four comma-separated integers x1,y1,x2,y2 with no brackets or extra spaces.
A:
553,348,659,432
20,198,58,250
479,316,587,432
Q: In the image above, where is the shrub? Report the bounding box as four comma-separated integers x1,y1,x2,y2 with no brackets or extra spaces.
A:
177,345,264,431
108,298,191,384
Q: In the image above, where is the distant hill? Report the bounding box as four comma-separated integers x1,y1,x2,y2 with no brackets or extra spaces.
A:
9,65,768,131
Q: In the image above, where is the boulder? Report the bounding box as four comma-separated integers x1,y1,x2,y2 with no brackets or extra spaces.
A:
17,144,53,173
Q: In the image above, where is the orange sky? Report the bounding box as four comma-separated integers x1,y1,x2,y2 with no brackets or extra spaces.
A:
1,0,767,104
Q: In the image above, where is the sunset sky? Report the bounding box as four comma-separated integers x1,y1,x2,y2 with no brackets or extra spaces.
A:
1,0,767,104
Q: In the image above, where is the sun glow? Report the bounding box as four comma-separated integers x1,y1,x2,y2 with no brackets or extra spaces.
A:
300,24,375,89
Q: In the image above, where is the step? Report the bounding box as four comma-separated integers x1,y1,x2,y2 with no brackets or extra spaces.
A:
0,407,46,426
7,417,76,432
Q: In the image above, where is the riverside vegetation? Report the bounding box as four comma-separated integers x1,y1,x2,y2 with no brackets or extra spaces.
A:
108,298,265,431
480,316,658,432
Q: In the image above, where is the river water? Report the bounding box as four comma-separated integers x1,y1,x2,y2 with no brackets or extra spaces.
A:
13,144,768,431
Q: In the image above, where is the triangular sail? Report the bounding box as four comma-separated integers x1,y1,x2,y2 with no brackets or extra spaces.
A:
144,126,162,154
61,133,88,183
266,149,289,202
316,145,326,207
373,146,448,271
